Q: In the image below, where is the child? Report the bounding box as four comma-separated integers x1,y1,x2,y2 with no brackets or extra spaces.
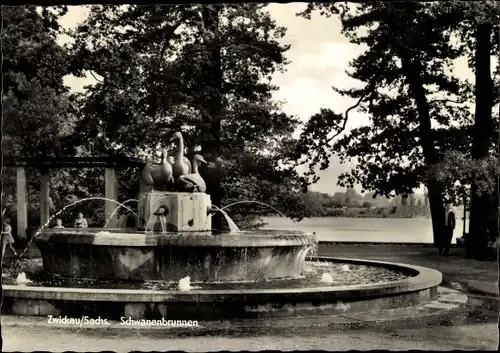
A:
53,218,65,229
2,218,17,258
74,213,88,228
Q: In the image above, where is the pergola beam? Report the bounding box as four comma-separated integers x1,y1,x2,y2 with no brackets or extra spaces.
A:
3,156,146,169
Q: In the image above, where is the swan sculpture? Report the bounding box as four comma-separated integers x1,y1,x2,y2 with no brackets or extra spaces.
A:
140,149,174,189
178,154,207,193
167,154,191,174
170,132,192,180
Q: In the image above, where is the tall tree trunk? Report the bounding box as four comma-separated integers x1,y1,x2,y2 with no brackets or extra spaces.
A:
467,23,494,259
200,5,224,230
400,54,446,247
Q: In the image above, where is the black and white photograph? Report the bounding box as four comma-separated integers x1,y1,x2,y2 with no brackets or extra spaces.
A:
1,1,499,351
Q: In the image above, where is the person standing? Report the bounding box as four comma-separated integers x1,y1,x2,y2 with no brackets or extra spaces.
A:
440,204,456,257
2,218,17,258
74,213,88,228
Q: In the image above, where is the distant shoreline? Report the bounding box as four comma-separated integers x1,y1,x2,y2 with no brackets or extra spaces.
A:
266,205,432,219
315,214,431,219
264,214,431,219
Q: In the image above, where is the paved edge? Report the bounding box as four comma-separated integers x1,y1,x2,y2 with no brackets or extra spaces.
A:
318,241,461,248
1,286,466,333
465,281,499,298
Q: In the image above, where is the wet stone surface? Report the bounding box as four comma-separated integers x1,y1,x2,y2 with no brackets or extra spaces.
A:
2,258,411,291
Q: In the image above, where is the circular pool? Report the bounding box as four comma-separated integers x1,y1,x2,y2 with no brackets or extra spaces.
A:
2,257,442,320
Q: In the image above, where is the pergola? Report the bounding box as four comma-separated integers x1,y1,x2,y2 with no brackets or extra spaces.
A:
3,156,147,240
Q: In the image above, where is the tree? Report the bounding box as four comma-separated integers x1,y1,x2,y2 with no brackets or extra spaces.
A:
431,150,499,254
344,187,362,207
363,191,391,207
294,2,500,256
362,201,372,208
303,190,340,216
458,2,498,259
332,192,346,207
2,5,75,158
424,0,500,258
2,6,73,229
68,4,305,229
1,6,122,233
295,2,470,245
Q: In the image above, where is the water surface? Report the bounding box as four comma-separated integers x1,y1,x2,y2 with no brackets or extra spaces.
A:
3,260,410,290
262,211,468,244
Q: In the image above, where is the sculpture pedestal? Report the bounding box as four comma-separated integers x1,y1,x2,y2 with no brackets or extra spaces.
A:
139,191,212,232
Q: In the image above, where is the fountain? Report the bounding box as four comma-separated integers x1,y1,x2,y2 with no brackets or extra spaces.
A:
2,132,444,323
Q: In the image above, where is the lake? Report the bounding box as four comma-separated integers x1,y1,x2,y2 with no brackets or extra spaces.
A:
262,207,468,244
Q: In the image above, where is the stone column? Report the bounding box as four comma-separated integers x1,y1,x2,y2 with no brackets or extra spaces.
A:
40,169,50,226
138,174,153,223
104,167,118,224
16,166,28,241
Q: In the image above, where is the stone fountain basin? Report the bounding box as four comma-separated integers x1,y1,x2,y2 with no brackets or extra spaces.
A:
2,257,442,320
34,229,318,282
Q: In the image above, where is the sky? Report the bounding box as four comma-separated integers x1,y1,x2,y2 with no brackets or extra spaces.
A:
57,3,478,195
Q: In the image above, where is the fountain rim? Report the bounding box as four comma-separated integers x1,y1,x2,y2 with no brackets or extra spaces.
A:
3,257,442,303
34,228,318,247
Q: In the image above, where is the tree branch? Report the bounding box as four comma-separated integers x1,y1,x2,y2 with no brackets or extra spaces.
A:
156,22,183,72
323,82,375,145
89,71,104,83
428,98,467,105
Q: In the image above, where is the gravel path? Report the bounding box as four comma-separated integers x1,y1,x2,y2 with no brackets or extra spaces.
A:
2,322,497,351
